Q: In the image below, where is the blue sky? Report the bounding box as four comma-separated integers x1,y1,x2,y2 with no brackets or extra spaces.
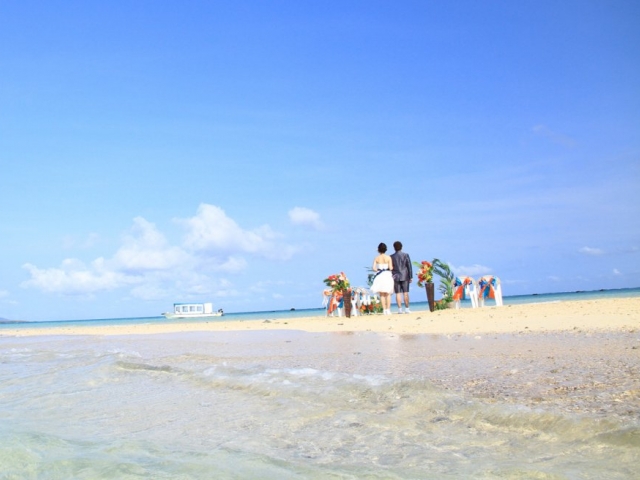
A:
1,1,638,321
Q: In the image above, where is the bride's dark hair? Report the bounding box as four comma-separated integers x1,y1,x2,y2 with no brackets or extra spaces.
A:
378,243,387,253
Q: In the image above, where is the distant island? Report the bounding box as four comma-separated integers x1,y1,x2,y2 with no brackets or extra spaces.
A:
0,318,26,324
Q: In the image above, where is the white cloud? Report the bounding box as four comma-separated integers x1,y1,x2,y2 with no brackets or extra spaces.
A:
178,203,297,260
113,217,188,273
288,207,324,230
179,204,269,253
22,218,194,297
217,256,248,273
21,260,138,296
22,204,300,298
451,263,492,277
579,246,604,255
0,290,10,306
212,289,240,299
248,280,288,295
613,268,622,276
129,283,170,301
0,290,17,307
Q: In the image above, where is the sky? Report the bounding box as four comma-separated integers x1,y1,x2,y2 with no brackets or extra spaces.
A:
1,1,639,321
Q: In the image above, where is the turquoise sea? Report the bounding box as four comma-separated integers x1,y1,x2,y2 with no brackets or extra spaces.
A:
1,288,639,479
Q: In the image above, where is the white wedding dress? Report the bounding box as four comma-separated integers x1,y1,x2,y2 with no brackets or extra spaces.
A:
370,263,394,294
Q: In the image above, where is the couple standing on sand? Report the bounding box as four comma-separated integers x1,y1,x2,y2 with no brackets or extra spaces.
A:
370,241,413,315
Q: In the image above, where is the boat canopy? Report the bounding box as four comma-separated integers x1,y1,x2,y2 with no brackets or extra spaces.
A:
173,302,214,314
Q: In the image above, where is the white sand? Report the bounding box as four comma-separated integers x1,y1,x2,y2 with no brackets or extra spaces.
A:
2,297,638,337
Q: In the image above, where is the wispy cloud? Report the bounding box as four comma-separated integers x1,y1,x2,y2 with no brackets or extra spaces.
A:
0,289,17,307
288,207,324,230
579,246,604,255
62,233,100,250
450,263,492,277
532,124,577,148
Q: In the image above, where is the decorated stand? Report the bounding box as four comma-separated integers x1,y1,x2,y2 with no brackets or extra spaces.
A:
477,275,503,307
323,272,352,317
414,260,436,312
343,289,353,317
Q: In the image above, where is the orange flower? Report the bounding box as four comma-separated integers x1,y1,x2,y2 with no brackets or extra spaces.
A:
323,272,351,293
415,260,434,287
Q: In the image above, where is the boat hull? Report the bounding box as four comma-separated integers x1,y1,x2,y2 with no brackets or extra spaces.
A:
162,312,223,319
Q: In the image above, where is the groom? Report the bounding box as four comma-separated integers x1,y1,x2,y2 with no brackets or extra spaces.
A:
391,241,413,314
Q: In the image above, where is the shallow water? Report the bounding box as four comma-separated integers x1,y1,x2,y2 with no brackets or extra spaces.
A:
1,331,638,479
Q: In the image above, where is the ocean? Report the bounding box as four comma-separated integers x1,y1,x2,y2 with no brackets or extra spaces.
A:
1,288,639,479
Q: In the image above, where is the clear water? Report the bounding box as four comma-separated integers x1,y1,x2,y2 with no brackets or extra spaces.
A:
1,330,639,478
1,288,639,478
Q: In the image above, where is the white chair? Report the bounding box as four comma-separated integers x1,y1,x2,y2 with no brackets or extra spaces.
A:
361,289,381,314
351,287,363,317
452,276,478,308
477,276,503,307
323,289,344,317
351,287,378,316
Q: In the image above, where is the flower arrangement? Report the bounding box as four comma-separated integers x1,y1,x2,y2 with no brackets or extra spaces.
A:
413,261,434,287
434,298,450,310
359,296,383,314
323,272,350,293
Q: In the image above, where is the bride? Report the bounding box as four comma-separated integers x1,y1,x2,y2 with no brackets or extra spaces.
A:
370,242,394,315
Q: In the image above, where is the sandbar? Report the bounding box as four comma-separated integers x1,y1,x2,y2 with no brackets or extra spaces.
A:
2,297,638,337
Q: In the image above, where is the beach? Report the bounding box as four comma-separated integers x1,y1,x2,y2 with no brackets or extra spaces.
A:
1,297,639,478
2,296,639,337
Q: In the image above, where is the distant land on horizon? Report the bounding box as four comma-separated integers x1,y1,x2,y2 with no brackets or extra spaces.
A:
0,318,25,324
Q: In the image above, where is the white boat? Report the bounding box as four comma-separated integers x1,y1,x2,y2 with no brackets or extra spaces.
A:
163,302,223,319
